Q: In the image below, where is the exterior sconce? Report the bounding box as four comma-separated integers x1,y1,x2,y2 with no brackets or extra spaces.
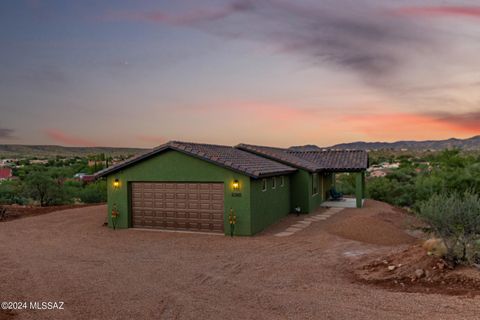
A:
232,179,240,192
113,178,120,189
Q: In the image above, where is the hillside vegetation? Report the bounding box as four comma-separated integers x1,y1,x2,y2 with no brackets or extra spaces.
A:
0,144,147,158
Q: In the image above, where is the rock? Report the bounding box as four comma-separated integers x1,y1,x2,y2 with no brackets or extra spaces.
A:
382,260,389,265
415,269,425,278
397,264,402,268
423,238,447,257
388,265,396,271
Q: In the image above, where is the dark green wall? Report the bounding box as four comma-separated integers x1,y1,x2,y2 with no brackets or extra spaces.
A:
106,150,253,235
320,173,334,201
290,170,311,213
250,176,291,234
290,170,336,213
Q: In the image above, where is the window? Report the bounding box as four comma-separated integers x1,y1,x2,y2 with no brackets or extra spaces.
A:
262,179,267,192
280,176,285,187
271,177,276,189
312,173,319,195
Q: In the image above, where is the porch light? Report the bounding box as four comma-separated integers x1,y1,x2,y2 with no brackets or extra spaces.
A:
232,179,240,191
113,178,120,189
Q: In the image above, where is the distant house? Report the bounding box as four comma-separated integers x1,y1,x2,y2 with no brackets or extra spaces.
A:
95,141,368,236
0,159,18,166
370,170,387,178
29,159,49,165
80,175,96,184
0,167,13,181
88,160,107,167
74,173,87,179
73,173,96,184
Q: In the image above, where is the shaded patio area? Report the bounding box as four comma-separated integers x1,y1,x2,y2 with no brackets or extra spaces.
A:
321,197,364,208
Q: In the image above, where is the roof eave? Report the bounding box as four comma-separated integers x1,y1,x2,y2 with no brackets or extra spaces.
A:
256,169,298,179
94,144,297,180
235,145,317,173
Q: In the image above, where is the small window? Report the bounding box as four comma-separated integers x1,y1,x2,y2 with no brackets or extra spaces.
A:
312,173,319,195
271,177,276,189
262,179,267,192
280,176,285,187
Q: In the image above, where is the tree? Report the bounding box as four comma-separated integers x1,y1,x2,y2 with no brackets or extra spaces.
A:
418,191,480,265
22,169,75,206
23,171,55,206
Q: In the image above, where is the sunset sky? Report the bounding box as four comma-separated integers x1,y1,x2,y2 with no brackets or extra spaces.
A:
1,0,480,148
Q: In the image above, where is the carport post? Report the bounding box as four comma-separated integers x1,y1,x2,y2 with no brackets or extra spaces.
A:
355,172,365,208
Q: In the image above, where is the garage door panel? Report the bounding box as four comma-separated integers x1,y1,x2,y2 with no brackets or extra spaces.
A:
212,194,223,201
188,203,199,209
153,201,165,207
188,193,198,200
131,182,224,233
175,193,187,200
212,204,223,210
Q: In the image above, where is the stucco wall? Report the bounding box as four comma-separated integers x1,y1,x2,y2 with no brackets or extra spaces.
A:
289,170,311,213
250,176,291,234
106,150,253,235
321,173,334,201
291,170,327,213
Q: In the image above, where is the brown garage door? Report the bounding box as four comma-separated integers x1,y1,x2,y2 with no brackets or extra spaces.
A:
131,182,224,233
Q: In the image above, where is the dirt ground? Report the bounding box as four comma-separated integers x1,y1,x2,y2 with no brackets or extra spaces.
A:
1,200,480,319
0,204,103,222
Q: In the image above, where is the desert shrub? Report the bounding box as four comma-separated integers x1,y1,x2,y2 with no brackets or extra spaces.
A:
335,173,356,195
418,191,480,265
79,181,107,203
0,180,27,205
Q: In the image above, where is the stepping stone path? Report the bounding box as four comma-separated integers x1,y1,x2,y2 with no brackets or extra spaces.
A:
274,207,344,237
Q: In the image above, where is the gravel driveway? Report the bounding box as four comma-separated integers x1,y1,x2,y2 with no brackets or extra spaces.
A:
1,203,479,319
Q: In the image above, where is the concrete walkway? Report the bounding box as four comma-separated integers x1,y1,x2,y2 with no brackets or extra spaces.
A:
321,198,364,208
274,207,344,237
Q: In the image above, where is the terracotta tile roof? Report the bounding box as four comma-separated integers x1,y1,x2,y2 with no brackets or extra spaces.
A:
236,144,368,172
95,141,297,179
235,144,321,172
289,150,369,171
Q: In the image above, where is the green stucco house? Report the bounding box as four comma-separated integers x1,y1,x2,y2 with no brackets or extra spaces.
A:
95,141,368,236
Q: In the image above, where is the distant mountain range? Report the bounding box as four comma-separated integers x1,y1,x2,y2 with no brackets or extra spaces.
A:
2,135,480,158
0,145,148,158
291,136,480,151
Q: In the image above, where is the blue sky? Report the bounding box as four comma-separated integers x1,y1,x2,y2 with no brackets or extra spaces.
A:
1,0,480,147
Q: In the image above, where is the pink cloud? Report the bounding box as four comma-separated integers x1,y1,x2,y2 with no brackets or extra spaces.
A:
45,129,96,147
394,6,480,19
342,112,480,140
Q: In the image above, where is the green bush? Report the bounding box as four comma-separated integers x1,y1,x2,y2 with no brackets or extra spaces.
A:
418,191,480,265
335,173,356,195
79,181,107,204
0,180,27,205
